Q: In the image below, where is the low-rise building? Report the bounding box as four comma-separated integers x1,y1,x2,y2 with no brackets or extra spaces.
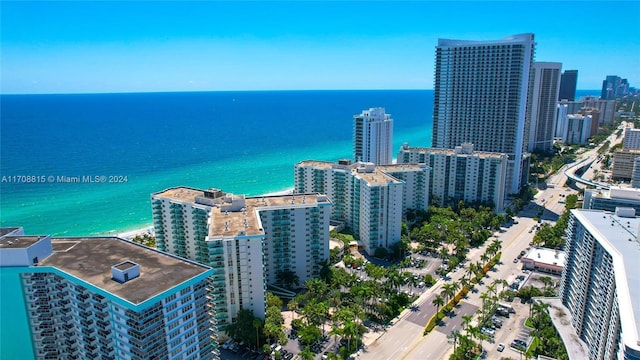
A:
520,247,565,275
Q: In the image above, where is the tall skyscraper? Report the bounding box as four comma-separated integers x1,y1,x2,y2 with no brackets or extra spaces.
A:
601,75,629,99
0,230,218,360
559,208,640,360
353,107,394,165
558,69,578,101
432,33,535,194
529,62,562,152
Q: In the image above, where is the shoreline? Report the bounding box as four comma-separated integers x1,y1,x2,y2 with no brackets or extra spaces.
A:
109,187,295,240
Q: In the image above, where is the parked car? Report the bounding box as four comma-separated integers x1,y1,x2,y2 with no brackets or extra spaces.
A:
497,343,505,352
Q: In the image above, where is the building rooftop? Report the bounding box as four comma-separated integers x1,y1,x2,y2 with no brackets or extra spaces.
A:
399,144,507,159
376,164,429,173
572,209,640,350
0,235,48,249
152,186,207,204
352,166,402,187
209,193,330,238
296,160,406,186
0,227,22,237
522,247,566,267
40,237,210,304
437,33,534,47
589,186,640,201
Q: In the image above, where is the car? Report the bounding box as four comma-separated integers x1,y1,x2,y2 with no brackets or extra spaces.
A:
497,343,505,352
221,339,233,349
481,327,495,335
284,353,294,360
520,250,526,256
513,258,519,263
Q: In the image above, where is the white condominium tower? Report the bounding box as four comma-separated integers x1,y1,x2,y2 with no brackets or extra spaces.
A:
353,107,394,165
0,228,217,360
397,143,508,212
560,208,640,360
151,187,331,328
294,160,429,254
432,33,535,195
528,62,562,153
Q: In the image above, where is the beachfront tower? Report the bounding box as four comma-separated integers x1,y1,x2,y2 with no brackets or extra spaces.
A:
432,33,536,195
353,107,394,165
0,230,217,360
294,160,428,254
151,187,331,328
528,62,562,153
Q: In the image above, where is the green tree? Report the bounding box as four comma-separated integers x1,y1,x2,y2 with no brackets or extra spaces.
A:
287,298,299,321
432,295,445,316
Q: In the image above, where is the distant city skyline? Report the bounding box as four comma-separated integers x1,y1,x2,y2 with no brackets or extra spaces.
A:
1,1,638,94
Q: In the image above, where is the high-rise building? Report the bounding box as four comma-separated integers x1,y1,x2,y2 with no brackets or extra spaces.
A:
0,230,218,360
558,69,578,101
559,208,640,360
529,62,562,152
151,187,331,328
612,149,640,181
623,127,640,150
558,96,616,125
561,114,594,145
353,107,394,165
397,143,508,212
432,33,535,194
294,160,428,254
601,75,630,99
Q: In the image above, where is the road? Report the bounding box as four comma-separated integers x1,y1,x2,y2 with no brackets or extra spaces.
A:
359,124,628,360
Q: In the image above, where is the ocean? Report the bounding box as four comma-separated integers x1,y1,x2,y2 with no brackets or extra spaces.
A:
1,90,434,236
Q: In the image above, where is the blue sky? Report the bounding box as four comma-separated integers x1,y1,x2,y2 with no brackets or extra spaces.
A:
1,1,639,94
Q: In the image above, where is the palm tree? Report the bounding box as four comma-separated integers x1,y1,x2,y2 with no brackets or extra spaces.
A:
432,295,445,316
342,319,359,352
466,324,481,350
441,283,456,304
461,314,473,331
448,330,461,351
253,318,262,350
287,298,299,321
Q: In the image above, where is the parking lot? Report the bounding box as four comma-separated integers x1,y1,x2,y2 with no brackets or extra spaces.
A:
479,297,533,359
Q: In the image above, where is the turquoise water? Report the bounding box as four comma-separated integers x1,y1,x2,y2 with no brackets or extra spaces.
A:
1,90,433,236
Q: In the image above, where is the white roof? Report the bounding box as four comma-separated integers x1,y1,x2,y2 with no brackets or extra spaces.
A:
523,247,565,267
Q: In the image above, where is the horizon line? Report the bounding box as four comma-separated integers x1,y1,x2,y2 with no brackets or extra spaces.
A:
1,88,603,96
